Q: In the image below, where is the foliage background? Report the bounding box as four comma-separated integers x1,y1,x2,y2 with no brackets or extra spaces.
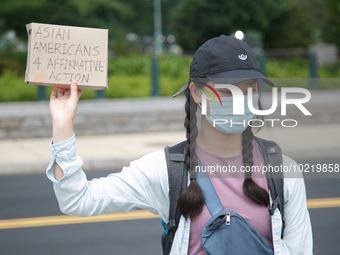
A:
0,55,339,102
0,0,339,101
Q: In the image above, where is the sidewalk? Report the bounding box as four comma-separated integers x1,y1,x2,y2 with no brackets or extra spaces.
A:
1,89,340,140
0,123,339,175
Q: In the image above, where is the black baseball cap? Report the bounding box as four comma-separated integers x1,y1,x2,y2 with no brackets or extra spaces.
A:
172,35,274,97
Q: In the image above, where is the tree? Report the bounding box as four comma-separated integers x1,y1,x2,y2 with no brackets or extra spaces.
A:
171,0,289,51
0,0,134,72
263,0,328,49
0,0,184,56
0,0,132,42
263,0,317,49
323,0,340,46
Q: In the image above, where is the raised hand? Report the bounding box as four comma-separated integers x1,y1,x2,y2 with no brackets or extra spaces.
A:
50,80,83,122
50,80,82,144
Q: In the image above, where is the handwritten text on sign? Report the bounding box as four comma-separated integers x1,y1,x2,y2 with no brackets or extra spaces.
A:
31,25,106,84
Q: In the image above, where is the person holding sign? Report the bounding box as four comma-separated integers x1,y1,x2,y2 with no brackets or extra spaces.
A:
47,35,312,254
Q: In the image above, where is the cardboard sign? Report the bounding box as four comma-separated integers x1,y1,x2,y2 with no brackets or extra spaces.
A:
25,23,108,90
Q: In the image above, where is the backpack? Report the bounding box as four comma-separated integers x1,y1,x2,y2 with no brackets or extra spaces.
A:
161,137,285,255
196,158,274,254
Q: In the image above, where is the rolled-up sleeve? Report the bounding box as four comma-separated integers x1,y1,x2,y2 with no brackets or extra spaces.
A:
46,133,83,184
46,135,169,221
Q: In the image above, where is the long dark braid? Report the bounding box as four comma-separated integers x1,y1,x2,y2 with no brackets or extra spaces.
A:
176,85,205,220
242,126,270,206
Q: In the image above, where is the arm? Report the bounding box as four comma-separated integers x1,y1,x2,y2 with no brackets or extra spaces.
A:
47,81,169,220
281,155,313,254
52,120,73,180
46,138,169,219
49,80,82,181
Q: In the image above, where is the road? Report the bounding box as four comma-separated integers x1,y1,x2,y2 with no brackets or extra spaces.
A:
0,158,339,255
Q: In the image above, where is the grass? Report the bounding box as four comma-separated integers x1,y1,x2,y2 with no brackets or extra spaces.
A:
0,55,339,102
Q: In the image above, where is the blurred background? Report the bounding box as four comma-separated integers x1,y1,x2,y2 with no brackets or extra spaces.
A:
0,0,339,255
0,0,340,101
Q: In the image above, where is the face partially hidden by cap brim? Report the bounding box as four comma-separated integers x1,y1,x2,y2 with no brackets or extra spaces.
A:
172,69,274,98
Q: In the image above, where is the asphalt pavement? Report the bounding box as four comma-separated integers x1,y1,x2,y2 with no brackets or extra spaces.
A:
0,161,339,255
0,121,339,255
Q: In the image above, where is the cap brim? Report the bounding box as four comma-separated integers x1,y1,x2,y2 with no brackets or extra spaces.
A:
172,83,189,98
172,69,274,98
206,69,275,87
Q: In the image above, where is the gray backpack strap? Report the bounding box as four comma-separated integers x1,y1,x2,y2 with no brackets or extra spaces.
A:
196,159,224,216
163,141,187,254
253,136,285,239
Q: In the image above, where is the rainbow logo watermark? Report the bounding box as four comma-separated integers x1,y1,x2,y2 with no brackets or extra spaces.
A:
197,82,222,106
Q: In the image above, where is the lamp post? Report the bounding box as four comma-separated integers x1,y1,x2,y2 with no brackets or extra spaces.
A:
151,0,162,97
153,0,163,56
259,49,267,93
37,86,46,101
309,49,318,90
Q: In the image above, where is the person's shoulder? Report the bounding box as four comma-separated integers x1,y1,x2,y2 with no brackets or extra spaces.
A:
131,149,166,168
281,154,307,202
282,154,303,179
282,154,298,167
128,149,168,180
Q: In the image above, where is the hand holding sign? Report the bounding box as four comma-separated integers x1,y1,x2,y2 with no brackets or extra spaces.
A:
49,80,83,123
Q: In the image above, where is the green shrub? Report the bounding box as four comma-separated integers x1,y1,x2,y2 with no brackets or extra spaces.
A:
319,63,340,78
159,55,191,79
0,71,36,101
106,75,150,98
0,55,339,102
266,57,309,78
108,55,150,76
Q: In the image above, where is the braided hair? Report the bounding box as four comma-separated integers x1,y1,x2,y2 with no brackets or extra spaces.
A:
176,85,205,220
176,83,269,220
242,126,270,206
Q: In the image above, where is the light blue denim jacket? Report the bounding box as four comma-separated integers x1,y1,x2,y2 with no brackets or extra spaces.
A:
46,134,313,255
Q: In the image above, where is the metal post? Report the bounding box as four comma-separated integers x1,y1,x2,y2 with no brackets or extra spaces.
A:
96,90,105,99
153,0,163,56
309,50,318,90
259,49,267,92
151,0,162,97
38,86,46,101
151,54,159,97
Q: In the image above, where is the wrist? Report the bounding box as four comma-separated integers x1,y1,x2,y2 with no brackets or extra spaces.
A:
52,117,73,125
52,120,74,144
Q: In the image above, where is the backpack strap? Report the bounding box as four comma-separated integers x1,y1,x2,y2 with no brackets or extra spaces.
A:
253,136,285,239
196,159,224,216
164,141,188,245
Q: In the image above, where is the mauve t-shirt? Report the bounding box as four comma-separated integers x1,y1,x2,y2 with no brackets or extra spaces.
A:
188,140,273,255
